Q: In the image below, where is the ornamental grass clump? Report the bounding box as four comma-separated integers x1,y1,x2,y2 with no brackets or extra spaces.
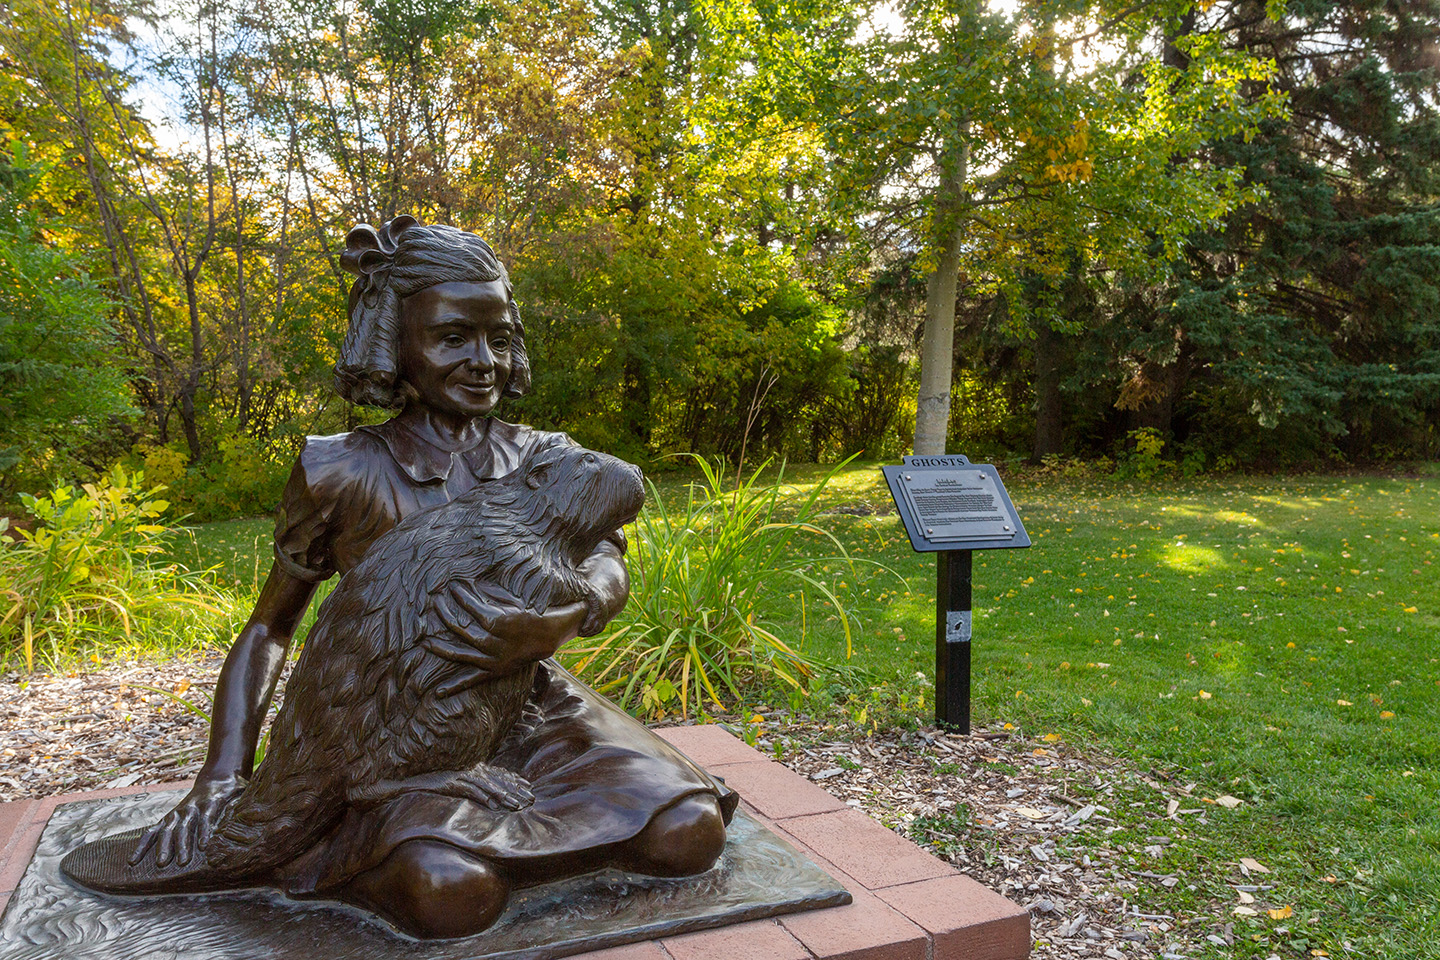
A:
563,456,879,719
0,465,245,671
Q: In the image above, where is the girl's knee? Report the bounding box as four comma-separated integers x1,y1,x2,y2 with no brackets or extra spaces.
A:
343,839,510,939
625,795,726,877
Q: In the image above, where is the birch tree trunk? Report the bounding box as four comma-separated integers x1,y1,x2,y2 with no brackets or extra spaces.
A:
913,131,968,457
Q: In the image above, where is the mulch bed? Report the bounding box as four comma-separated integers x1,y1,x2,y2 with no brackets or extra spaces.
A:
3,660,1230,959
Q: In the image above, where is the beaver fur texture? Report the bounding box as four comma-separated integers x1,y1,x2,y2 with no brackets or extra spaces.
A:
62,443,645,894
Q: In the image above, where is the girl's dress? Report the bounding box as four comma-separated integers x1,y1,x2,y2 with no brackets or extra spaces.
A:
265,416,736,896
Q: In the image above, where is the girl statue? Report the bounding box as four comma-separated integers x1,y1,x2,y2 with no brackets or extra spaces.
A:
73,218,734,939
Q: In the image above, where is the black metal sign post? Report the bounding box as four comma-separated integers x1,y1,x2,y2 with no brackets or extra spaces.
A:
937,548,973,732
882,455,1030,734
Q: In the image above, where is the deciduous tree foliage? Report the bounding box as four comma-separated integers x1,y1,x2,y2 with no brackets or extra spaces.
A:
0,155,134,494
0,0,1435,503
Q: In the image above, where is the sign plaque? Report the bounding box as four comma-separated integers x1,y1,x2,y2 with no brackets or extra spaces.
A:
880,454,1030,734
882,454,1030,553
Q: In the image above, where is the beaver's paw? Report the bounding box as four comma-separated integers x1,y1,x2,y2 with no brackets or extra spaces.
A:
443,764,535,812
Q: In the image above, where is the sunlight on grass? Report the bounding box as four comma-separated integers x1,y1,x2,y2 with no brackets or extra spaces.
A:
1159,541,1223,573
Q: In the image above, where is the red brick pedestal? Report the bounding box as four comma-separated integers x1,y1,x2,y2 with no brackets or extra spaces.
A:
0,726,1029,960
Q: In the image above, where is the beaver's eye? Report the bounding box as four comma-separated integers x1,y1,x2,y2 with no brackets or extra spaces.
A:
583,453,597,465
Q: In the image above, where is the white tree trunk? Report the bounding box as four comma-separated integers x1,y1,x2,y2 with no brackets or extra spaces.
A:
913,134,969,457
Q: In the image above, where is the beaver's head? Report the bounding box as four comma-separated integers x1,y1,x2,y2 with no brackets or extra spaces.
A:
509,445,645,558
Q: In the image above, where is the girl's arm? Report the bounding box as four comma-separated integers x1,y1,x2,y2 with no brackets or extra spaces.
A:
131,563,317,867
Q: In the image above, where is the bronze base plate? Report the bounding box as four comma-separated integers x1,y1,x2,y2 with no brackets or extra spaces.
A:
0,790,850,959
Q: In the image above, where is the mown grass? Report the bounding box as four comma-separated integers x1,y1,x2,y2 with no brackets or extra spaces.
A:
179,462,1437,958
760,462,1439,960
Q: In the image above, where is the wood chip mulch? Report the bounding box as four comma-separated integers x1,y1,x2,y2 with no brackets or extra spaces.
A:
3,662,1229,959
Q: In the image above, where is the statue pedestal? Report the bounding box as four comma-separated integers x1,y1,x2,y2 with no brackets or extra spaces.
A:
0,727,1029,960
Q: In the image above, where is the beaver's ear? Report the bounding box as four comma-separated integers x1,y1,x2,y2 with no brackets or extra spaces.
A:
525,460,552,489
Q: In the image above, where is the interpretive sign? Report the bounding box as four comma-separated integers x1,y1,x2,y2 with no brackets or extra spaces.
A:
882,455,1029,552
881,455,1030,733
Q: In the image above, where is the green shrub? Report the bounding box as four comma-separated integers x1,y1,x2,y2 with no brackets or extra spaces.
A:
170,430,292,522
0,152,135,498
562,456,882,719
0,466,245,671
1114,427,1172,480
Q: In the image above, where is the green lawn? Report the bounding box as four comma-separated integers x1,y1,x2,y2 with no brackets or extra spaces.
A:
771,463,1439,959
183,463,1438,958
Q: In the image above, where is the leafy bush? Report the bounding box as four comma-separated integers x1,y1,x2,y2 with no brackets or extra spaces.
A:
177,431,291,521
0,157,134,496
126,431,293,523
1114,427,1172,480
0,466,245,671
562,456,879,719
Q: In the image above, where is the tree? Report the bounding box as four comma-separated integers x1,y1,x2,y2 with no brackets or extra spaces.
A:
799,0,1285,454
1155,0,1440,461
0,151,134,493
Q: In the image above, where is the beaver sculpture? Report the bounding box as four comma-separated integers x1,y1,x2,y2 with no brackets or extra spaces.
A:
61,443,646,894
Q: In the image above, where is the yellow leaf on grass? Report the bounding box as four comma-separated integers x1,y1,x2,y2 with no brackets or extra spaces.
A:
1337,700,1353,706
1198,690,1213,700
1268,905,1293,920
1042,733,1062,742
1380,711,1395,719
1403,606,1418,613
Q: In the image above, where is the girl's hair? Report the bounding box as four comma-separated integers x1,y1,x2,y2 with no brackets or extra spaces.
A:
334,216,531,408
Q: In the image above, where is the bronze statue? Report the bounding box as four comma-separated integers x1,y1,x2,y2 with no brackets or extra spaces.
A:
60,217,734,940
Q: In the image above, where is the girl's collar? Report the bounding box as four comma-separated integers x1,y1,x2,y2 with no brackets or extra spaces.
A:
356,417,531,483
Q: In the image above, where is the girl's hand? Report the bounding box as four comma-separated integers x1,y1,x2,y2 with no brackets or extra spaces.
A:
129,775,247,868
426,583,588,687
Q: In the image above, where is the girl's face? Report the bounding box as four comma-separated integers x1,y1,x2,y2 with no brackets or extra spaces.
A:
399,280,514,420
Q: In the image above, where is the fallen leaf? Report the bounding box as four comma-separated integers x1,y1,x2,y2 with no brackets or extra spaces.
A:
1166,798,1180,818
1320,876,1337,883
1267,905,1292,920
1042,733,1062,742
1014,807,1048,821
1380,711,1395,719
1216,795,1244,809
1198,690,1213,700
1233,906,1258,916
172,679,191,695
1240,857,1271,874
1336,700,1353,706
1237,890,1255,904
